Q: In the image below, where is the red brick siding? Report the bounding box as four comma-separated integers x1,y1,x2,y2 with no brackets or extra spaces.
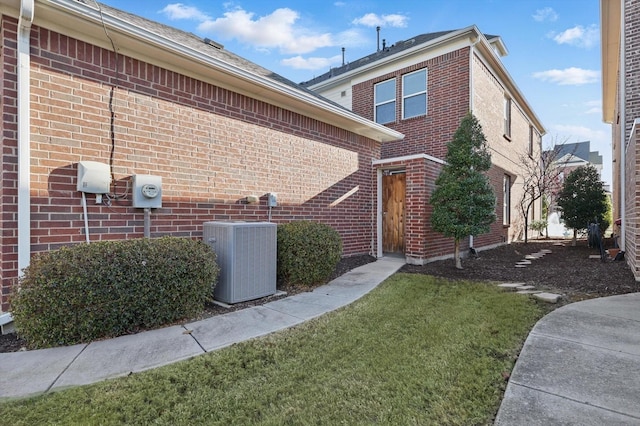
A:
623,0,640,279
353,48,470,161
0,19,381,311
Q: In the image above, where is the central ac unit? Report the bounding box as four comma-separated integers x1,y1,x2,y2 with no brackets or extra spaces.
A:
203,221,277,304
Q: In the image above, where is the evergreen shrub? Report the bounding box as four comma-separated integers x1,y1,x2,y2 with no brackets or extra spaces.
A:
277,221,342,286
11,237,218,348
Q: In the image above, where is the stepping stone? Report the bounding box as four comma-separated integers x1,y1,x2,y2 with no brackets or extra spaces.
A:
540,249,552,254
516,260,532,265
533,292,562,303
498,283,525,290
553,242,565,246
516,290,542,294
497,283,527,290
589,255,602,259
515,264,528,268
524,255,538,260
516,285,536,291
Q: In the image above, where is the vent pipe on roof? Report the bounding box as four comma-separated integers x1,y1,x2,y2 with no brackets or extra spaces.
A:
382,39,386,50
342,47,345,66
377,26,380,51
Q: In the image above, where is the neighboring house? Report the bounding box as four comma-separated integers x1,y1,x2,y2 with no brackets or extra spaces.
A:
302,26,546,264
552,141,604,181
0,0,404,314
544,141,606,238
601,0,640,279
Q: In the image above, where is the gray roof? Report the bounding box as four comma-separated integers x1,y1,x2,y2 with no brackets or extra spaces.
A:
299,30,502,87
550,141,603,166
300,31,456,87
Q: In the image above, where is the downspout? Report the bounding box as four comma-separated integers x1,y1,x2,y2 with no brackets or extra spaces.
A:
620,1,626,253
468,36,479,250
18,0,34,277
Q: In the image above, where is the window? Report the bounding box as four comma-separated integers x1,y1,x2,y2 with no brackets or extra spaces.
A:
402,69,427,119
374,79,396,124
504,97,512,139
528,126,534,156
503,175,511,225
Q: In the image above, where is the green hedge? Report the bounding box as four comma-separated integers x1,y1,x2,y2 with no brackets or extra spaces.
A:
11,237,219,348
277,221,342,286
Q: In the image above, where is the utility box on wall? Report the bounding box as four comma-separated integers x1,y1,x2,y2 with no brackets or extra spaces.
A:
132,175,162,208
204,221,277,304
77,161,111,194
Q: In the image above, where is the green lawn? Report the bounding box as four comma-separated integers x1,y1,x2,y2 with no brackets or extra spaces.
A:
0,274,545,425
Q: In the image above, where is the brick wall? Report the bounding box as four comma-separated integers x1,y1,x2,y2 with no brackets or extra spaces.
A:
623,0,640,279
0,18,382,311
472,51,541,242
353,48,470,161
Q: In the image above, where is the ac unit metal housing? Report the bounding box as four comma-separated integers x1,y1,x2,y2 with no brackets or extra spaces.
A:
203,221,277,304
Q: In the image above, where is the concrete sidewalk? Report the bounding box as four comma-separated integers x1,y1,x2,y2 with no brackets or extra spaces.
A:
0,257,405,400
495,292,640,425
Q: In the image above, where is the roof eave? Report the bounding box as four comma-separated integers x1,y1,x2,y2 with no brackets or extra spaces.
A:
33,0,403,144
473,33,546,135
600,0,621,124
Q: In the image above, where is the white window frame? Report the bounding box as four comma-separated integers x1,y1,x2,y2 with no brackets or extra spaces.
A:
402,69,427,120
504,97,512,139
374,78,396,124
503,174,511,225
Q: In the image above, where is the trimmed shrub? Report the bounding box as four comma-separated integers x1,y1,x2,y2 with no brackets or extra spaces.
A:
277,221,342,286
11,237,219,348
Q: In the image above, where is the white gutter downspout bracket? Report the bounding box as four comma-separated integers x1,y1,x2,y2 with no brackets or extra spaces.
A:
17,0,34,278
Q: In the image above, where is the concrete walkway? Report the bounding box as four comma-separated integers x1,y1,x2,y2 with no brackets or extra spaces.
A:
495,292,640,425
3,255,640,425
0,257,406,400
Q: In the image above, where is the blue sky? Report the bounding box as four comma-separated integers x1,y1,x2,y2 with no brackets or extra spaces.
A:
98,1,609,185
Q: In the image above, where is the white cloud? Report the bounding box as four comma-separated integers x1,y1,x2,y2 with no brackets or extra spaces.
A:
160,3,209,21
549,124,608,144
352,13,409,28
532,7,558,22
282,55,343,70
585,100,602,115
552,25,599,48
532,67,600,85
195,7,335,55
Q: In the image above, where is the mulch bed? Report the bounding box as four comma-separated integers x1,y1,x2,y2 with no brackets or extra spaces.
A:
3,239,638,353
402,239,638,300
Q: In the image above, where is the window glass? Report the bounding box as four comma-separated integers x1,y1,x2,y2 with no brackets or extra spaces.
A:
374,79,396,124
404,94,426,119
504,97,512,137
503,175,511,225
403,69,427,119
376,102,396,124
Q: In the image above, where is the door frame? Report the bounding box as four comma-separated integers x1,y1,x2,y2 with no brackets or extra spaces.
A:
376,167,406,258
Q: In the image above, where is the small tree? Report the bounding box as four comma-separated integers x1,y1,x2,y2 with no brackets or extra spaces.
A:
430,112,496,269
517,136,569,243
556,165,609,246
